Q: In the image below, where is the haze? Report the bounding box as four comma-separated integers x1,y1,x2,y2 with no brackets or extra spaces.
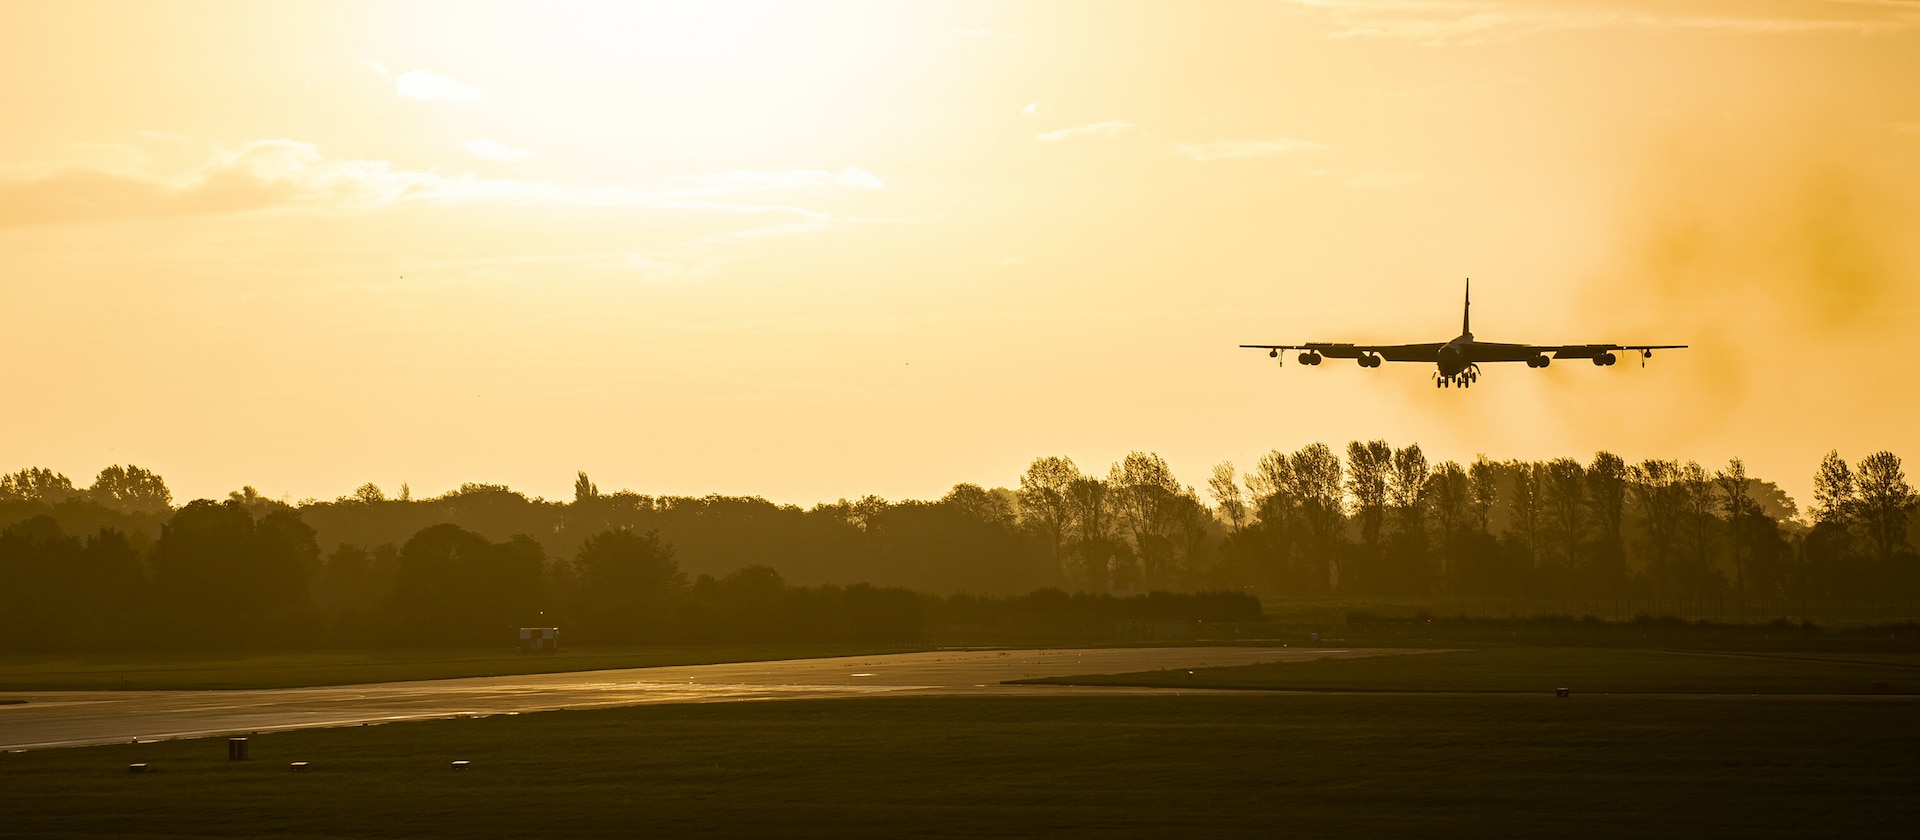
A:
3,0,1917,507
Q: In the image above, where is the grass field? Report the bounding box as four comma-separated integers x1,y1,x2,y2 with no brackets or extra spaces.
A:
0,644,925,691
1020,646,1920,695
4,692,1916,838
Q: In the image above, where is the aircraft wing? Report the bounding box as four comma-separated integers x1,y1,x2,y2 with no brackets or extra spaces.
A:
1465,342,1688,363
1239,342,1445,362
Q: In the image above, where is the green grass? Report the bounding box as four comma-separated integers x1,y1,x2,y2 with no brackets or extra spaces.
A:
0,644,924,691
1019,646,1920,694
3,694,1916,838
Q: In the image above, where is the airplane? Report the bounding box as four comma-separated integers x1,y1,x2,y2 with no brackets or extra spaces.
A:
1240,280,1686,389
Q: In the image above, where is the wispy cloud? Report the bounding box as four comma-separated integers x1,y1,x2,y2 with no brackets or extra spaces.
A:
395,69,484,101
0,141,886,230
1022,103,1038,116
463,138,534,163
1035,121,1137,142
0,141,419,226
1275,0,1917,46
1175,138,1329,161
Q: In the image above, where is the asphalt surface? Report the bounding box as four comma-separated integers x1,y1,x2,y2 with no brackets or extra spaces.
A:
0,646,1415,751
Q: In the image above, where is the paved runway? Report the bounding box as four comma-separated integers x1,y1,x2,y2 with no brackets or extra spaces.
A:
0,646,1413,751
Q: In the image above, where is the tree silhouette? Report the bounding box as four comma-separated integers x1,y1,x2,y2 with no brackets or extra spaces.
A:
90,465,172,514
1855,451,1916,572
0,468,81,504
1018,456,1079,583
1208,462,1248,534
390,524,547,645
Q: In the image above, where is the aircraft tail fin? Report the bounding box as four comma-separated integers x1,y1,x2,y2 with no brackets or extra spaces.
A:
1462,278,1471,337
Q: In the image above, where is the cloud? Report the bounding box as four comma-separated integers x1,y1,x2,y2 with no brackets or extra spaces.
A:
1274,0,1918,46
462,139,534,163
0,141,364,226
0,141,886,230
1022,103,1037,116
1035,121,1137,142
395,69,484,101
1175,138,1329,161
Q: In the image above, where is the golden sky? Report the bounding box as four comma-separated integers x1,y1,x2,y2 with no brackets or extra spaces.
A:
3,0,1918,508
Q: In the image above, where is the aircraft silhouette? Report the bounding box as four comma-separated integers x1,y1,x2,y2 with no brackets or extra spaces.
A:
1240,281,1686,389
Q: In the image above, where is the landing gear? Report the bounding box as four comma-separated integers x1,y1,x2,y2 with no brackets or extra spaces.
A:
1432,364,1481,390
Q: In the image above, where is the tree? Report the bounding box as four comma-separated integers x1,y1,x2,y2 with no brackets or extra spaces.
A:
1468,456,1499,534
1855,451,1916,571
1812,450,1856,528
1289,443,1345,593
390,524,547,645
1345,441,1392,552
1109,452,1183,588
0,468,81,505
1237,451,1297,591
1208,462,1248,534
1065,475,1115,591
1586,452,1628,596
1017,456,1080,583
1426,461,1471,584
1630,460,1682,596
1541,457,1587,590
1679,461,1720,594
149,499,319,645
352,483,386,504
573,529,684,642
1505,460,1548,584
574,471,599,505
89,465,172,514
1166,488,1216,588
1388,444,1430,541
942,483,1017,527
312,542,399,623
1244,451,1294,528
1715,458,1756,600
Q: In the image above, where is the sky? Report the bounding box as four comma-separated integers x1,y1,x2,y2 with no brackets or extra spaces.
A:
3,0,1918,509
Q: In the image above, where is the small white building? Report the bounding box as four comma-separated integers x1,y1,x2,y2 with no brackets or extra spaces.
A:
518,626,559,653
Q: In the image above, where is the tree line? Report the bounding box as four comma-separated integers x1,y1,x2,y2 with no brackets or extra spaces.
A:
1,446,1914,650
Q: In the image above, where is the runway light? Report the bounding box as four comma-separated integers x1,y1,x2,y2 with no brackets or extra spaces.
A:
451,760,471,771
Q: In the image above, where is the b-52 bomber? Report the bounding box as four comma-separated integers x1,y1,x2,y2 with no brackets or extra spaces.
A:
1240,281,1685,389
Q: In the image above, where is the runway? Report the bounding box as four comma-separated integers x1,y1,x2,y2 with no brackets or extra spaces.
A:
0,646,1413,751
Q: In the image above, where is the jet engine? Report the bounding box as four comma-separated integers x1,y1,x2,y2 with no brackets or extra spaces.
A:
1527,354,1550,368
1592,353,1617,366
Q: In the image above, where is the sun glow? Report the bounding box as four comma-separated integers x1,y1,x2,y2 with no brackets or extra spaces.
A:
458,2,910,152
